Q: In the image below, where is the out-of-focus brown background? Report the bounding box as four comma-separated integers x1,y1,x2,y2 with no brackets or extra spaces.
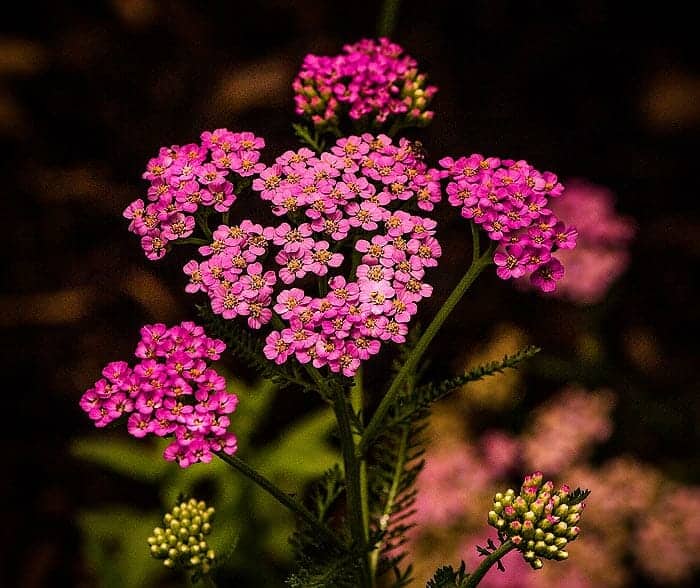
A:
2,1,698,586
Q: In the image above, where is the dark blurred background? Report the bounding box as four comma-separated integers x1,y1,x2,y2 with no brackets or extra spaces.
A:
2,1,698,586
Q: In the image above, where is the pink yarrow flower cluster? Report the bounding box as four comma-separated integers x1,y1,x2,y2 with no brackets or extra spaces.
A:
79,322,238,467
123,129,265,260
440,155,577,292
293,38,437,129
184,134,443,377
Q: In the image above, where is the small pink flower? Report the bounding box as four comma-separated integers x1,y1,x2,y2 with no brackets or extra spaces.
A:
494,244,530,279
530,258,565,292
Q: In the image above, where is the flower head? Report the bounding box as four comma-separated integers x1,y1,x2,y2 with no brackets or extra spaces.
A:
441,155,577,292
125,129,265,259
147,498,216,576
488,472,589,570
186,134,443,377
293,38,437,131
79,322,238,467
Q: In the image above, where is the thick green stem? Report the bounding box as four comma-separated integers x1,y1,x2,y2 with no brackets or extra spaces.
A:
299,362,372,586
331,382,373,587
351,367,370,537
359,229,494,454
351,367,373,587
377,0,402,37
215,452,344,551
464,540,515,588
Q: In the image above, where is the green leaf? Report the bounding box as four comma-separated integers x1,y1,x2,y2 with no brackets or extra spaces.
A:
292,123,326,153
256,409,339,480
70,437,168,482
78,508,163,588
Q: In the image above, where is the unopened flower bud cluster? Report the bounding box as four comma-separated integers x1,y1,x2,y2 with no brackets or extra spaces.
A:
293,37,437,129
148,498,216,575
488,471,585,569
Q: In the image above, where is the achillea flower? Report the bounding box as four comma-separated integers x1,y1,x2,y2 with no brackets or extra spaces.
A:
124,129,265,260
79,322,238,467
488,472,588,570
148,498,216,576
187,134,443,377
440,155,577,293
293,38,437,131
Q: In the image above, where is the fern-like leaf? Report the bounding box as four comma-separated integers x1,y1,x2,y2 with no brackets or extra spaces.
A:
292,123,326,154
369,330,426,586
309,465,344,522
426,561,468,587
383,345,541,431
568,487,591,505
197,304,315,393
287,466,369,587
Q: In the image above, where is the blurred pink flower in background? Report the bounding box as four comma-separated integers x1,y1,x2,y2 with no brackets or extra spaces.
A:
520,180,635,304
634,486,700,584
413,443,496,528
480,431,521,478
522,387,615,472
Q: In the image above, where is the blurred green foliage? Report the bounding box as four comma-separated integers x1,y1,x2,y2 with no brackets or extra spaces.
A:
71,377,339,586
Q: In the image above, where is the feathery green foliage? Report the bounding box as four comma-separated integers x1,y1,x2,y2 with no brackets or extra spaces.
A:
292,123,327,154
426,561,468,587
197,304,315,393
368,331,426,586
568,487,591,505
287,466,366,587
377,345,541,434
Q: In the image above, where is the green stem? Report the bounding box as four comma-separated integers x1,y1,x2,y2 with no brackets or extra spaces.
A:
199,575,217,588
196,214,212,239
331,381,373,587
298,361,372,586
351,368,369,533
386,118,404,138
175,237,208,246
351,367,373,586
377,0,402,37
359,227,494,454
463,540,515,588
215,452,344,551
471,220,480,264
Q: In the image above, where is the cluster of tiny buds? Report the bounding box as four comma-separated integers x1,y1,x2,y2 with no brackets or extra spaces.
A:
488,472,587,569
124,129,265,260
148,498,216,576
293,37,436,130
